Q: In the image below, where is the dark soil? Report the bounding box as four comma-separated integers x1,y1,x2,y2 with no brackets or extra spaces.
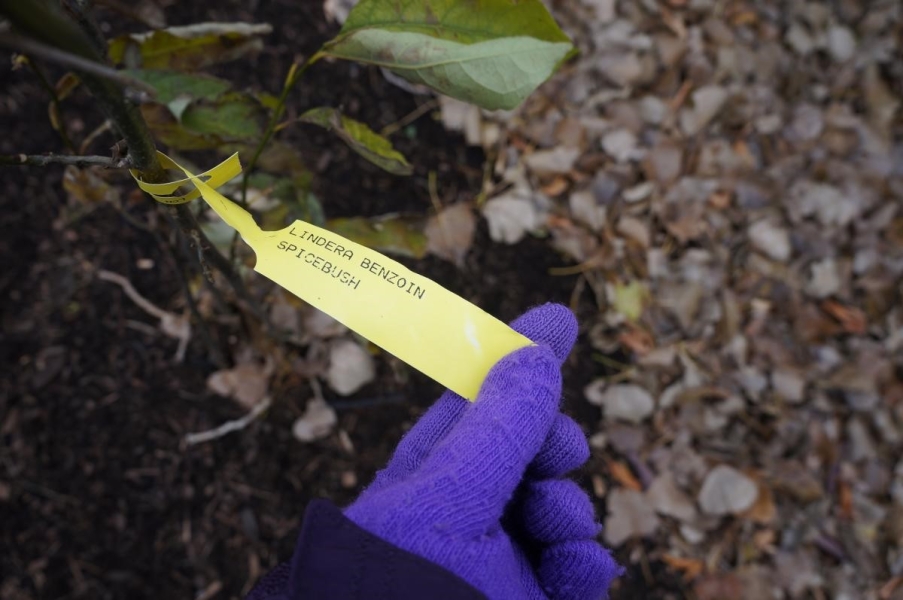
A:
1,1,672,598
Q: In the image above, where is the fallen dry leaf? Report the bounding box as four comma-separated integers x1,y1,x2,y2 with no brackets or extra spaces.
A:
607,459,642,492
662,554,704,582
425,203,476,267
326,339,375,396
292,398,337,442
821,300,867,334
698,465,759,516
604,488,660,546
207,363,271,410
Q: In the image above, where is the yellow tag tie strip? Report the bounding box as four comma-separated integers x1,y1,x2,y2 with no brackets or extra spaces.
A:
132,152,532,401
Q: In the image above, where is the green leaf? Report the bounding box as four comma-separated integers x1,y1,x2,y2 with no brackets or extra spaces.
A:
299,107,413,175
124,69,231,104
321,0,574,110
327,214,427,258
180,92,268,140
613,280,649,323
109,23,272,70
338,0,570,45
141,92,268,150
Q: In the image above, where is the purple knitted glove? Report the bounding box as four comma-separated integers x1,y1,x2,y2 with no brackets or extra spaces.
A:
345,304,622,599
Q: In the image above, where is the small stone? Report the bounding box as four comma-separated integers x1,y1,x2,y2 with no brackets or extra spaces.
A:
623,182,654,203
748,220,792,262
646,141,683,185
341,470,358,489
771,370,806,404
680,524,706,544
805,258,842,298
647,473,697,522
698,465,759,516
586,382,655,423
483,190,545,244
600,52,644,87
616,216,650,248
785,23,815,56
786,104,825,143
601,128,638,163
639,95,667,125
679,85,728,136
847,418,878,462
592,172,621,205
604,489,660,546
569,189,607,231
524,147,580,176
755,114,783,135
583,0,616,23
827,25,856,62
655,33,686,68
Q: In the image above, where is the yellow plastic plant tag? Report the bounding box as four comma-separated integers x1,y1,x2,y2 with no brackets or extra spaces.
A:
132,152,532,400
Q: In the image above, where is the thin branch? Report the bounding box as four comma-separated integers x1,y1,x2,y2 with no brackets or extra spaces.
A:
97,268,192,362
380,98,440,137
0,153,126,168
19,56,76,152
240,53,322,206
97,269,170,321
3,1,277,356
79,120,113,155
0,32,156,97
184,397,272,445
114,206,227,368
60,0,108,60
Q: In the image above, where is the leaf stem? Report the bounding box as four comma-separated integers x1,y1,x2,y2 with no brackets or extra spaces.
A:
240,52,323,206
0,32,156,97
0,153,126,168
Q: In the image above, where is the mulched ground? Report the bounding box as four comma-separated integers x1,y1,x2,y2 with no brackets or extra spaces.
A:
0,1,652,598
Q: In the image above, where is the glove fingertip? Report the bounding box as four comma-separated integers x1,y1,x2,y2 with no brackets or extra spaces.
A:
539,540,623,600
530,414,590,479
510,303,578,364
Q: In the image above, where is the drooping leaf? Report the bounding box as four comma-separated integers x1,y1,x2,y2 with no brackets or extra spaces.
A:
299,107,413,175
63,167,119,205
326,214,427,258
124,69,231,104
321,0,574,110
180,92,268,140
109,23,272,70
141,92,268,150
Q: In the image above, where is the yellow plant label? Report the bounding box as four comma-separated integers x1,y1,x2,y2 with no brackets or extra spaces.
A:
132,152,532,400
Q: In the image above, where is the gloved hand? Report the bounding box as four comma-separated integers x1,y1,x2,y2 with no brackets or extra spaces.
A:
344,304,622,599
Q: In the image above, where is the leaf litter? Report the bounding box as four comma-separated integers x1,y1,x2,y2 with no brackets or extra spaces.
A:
439,0,903,595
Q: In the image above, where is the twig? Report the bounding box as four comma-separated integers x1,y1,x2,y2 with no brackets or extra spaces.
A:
4,0,277,356
97,268,192,362
0,153,125,168
380,98,439,137
105,205,225,366
0,32,155,97
184,397,272,445
19,56,76,152
60,0,108,59
97,269,169,320
79,120,113,155
241,53,322,206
